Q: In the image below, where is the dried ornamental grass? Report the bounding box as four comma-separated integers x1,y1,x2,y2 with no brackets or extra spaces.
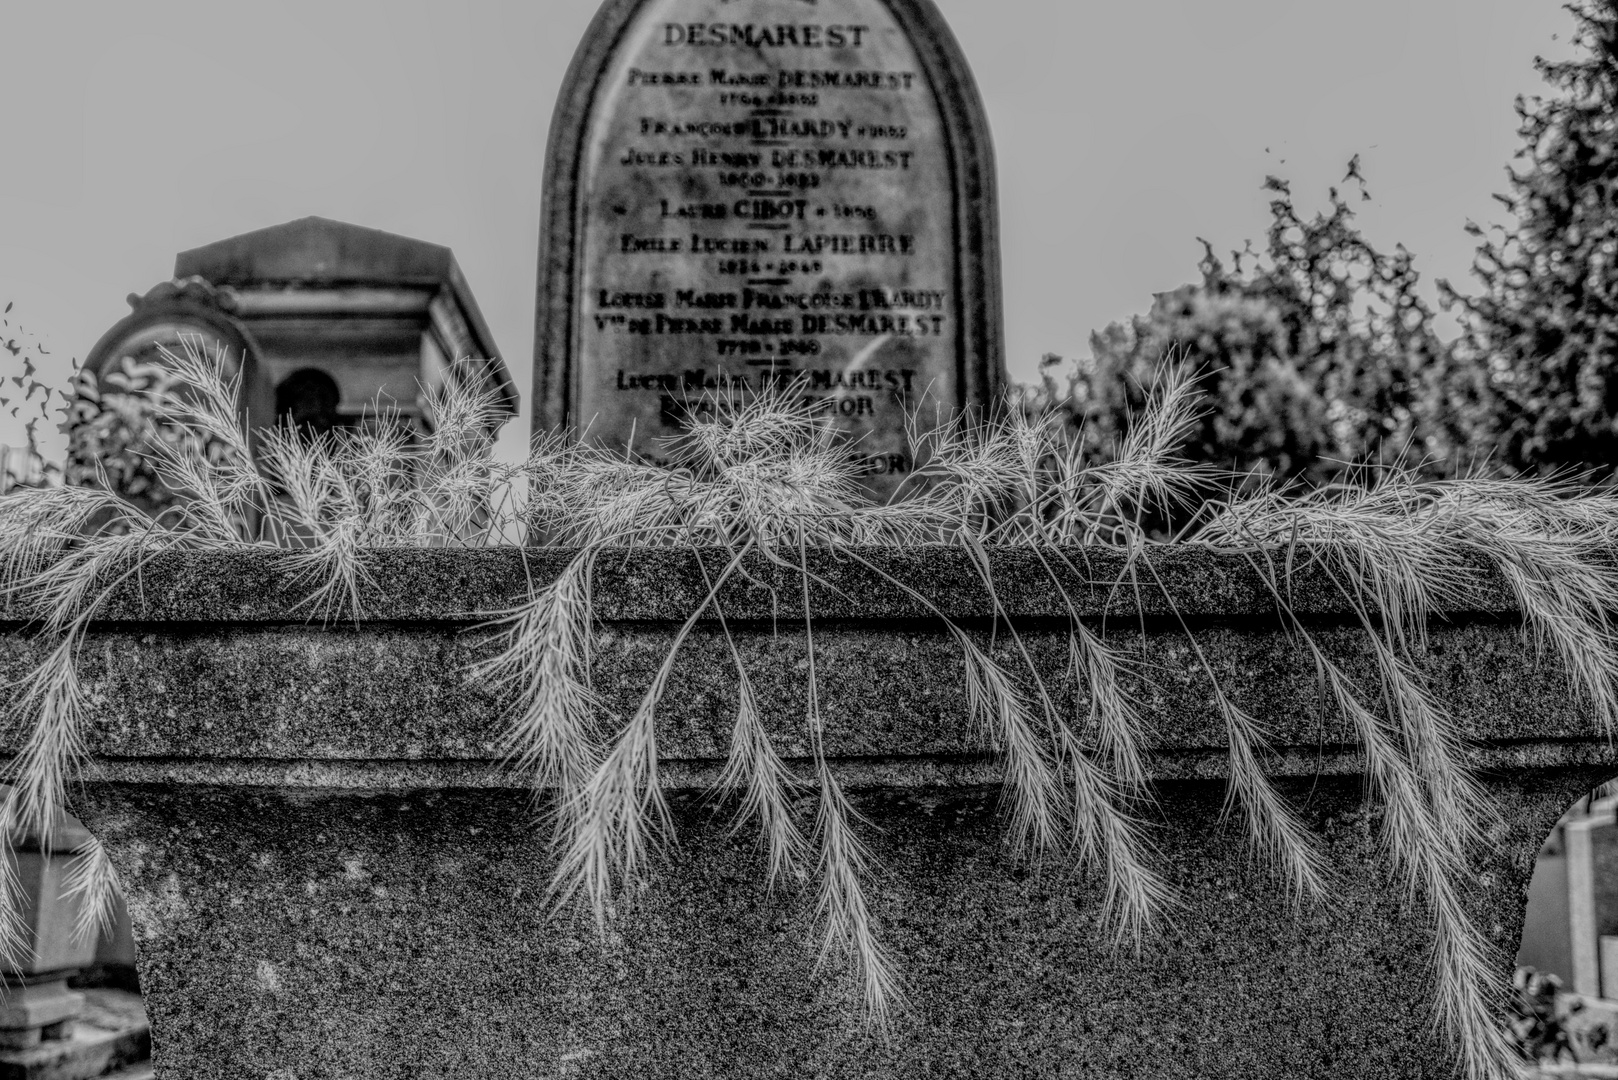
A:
1,340,1608,1078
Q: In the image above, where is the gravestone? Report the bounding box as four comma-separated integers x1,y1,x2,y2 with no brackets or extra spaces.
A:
534,0,1004,493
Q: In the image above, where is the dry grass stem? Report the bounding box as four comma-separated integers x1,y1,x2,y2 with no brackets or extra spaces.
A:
61,836,121,949
715,651,809,891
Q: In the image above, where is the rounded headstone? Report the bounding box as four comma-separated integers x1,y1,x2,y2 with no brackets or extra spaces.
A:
535,0,1004,495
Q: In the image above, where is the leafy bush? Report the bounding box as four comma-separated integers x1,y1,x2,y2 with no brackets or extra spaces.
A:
1440,0,1618,477
1509,967,1581,1063
0,302,63,494
1032,171,1487,494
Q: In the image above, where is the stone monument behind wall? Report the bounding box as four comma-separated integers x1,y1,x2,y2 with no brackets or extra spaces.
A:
168,217,519,434
534,0,1004,493
86,218,518,439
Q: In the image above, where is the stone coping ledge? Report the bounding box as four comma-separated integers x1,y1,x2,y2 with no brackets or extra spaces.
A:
78,738,1618,790
11,545,1519,626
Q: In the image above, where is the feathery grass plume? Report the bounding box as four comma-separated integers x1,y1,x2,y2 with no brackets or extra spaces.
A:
1087,360,1209,522
1200,476,1495,847
548,548,749,928
0,835,30,972
255,450,372,613
1018,542,1156,798
0,487,142,601
410,364,510,545
714,641,809,891
1429,870,1525,1080
949,629,1062,860
256,417,411,620
1053,714,1176,943
1132,550,1328,904
837,534,1171,940
1297,633,1465,903
0,511,168,861
1216,692,1329,902
1206,487,1528,1077
0,392,190,915
811,759,903,1027
12,522,158,638
1,636,90,843
960,524,1168,914
1428,479,1618,735
1025,553,1170,938
1284,611,1503,1078
1068,364,1211,546
550,677,673,928
475,551,605,841
1363,630,1491,846
797,534,902,1025
1067,622,1151,796
142,338,266,540
1204,489,1494,885
60,835,120,948
1201,472,1460,650
1311,650,1515,1080
676,388,876,548
252,355,512,609
523,443,695,548
906,405,1027,536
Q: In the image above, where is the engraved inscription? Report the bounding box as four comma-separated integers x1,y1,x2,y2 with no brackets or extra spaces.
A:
574,0,961,486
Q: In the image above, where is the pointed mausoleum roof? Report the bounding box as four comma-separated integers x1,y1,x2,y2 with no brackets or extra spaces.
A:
174,217,518,416
177,216,457,286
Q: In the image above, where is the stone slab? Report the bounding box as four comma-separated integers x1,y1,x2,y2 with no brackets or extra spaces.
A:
71,772,1586,1080
0,617,1590,773
0,989,148,1080
18,546,1520,627
0,982,82,1038
0,546,1605,1077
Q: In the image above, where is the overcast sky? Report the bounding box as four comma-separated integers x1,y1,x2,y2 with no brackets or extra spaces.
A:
0,0,1575,466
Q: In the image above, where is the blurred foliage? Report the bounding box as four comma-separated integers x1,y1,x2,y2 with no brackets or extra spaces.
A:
1035,0,1618,489
63,357,194,520
1029,169,1490,492
0,301,64,492
1508,967,1581,1064
1439,0,1618,477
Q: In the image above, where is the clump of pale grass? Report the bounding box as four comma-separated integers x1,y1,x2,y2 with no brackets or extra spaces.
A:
0,343,1600,1075
0,334,518,974
1198,465,1618,1079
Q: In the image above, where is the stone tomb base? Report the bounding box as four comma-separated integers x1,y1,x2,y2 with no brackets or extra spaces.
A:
75,771,1585,1080
0,975,84,1049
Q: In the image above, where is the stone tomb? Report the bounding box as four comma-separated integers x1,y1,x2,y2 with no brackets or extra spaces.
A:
534,0,1004,491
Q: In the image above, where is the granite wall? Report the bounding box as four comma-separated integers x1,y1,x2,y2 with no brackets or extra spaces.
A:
4,548,1608,1079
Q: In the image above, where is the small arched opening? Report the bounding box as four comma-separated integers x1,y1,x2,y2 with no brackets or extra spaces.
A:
274,369,350,438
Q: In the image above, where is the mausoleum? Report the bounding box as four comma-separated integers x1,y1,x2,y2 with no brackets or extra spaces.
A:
84,217,518,438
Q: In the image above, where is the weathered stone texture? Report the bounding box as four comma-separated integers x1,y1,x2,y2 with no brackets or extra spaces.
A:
76,772,1599,1080
0,548,1604,1078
